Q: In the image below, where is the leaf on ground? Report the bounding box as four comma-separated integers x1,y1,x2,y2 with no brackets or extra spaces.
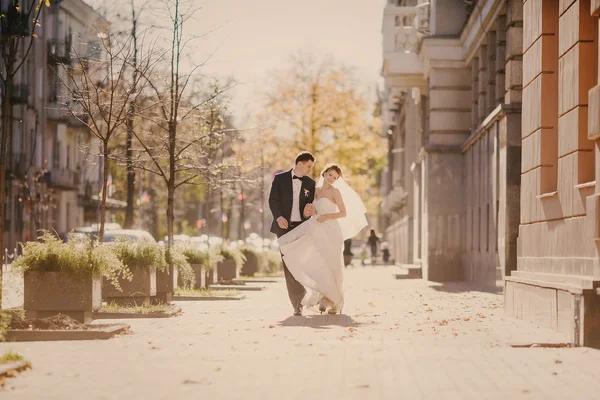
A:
368,302,376,307
357,384,370,388
554,359,562,364
438,320,449,326
349,327,357,333
463,317,471,321
269,324,276,329
425,307,433,312
318,353,326,356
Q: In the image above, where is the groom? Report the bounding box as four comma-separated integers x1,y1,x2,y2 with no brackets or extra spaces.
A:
269,151,317,316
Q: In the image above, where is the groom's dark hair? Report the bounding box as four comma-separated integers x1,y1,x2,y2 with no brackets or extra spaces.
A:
295,151,315,165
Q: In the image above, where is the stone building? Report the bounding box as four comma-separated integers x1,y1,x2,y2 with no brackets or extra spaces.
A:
381,0,600,347
1,0,111,252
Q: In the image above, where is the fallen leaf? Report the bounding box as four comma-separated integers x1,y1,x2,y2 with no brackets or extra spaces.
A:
368,302,376,307
349,327,357,333
357,384,370,388
318,353,326,356
269,324,276,329
554,360,562,364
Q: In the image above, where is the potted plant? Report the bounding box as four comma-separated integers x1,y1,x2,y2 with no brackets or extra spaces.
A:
178,245,223,289
13,231,130,323
240,246,266,277
261,250,283,276
154,246,193,304
217,246,246,282
104,238,165,306
205,248,223,287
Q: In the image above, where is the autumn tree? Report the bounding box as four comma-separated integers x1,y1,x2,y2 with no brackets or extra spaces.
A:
261,52,385,213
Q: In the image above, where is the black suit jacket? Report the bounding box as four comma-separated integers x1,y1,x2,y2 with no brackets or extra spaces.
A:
268,169,316,237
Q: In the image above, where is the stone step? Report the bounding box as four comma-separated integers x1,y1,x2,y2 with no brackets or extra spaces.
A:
393,264,422,280
209,284,265,291
510,271,599,290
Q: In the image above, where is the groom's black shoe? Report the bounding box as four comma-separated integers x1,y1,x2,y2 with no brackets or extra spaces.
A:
293,306,303,316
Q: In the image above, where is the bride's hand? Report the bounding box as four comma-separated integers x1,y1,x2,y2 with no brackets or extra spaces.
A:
317,215,328,223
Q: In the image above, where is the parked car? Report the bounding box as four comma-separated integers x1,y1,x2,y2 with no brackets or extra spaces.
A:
102,229,156,243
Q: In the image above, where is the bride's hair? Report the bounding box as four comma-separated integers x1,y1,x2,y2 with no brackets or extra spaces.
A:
321,164,343,178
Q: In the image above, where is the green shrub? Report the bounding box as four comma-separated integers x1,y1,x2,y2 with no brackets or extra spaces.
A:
108,237,167,272
220,246,246,269
166,246,195,288
13,231,131,291
261,250,283,274
240,246,267,266
179,245,223,272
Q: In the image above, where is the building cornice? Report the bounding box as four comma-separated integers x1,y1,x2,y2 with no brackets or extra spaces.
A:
420,37,464,78
461,103,522,152
460,0,505,64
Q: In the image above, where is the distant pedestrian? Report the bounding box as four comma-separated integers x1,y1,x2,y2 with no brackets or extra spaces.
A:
367,229,380,265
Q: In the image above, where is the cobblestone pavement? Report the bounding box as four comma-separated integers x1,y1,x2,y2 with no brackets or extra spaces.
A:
1,266,600,400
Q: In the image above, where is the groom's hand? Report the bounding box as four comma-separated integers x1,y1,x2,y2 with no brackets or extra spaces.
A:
276,216,289,229
304,204,316,217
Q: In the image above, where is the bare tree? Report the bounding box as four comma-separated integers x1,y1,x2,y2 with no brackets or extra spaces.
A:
132,0,235,249
0,0,51,309
55,30,158,242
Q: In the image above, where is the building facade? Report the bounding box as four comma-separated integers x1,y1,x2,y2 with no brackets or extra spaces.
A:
2,0,108,252
381,0,600,347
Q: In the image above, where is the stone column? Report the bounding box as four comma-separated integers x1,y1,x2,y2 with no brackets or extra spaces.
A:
497,0,523,278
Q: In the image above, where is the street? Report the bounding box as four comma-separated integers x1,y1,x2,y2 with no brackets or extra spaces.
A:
1,266,599,399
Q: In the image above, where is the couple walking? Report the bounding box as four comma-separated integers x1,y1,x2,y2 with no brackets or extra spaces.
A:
268,152,367,316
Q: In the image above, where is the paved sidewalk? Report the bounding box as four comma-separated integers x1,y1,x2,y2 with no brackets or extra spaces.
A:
1,266,600,399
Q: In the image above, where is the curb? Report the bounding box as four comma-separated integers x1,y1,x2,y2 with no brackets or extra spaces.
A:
4,324,130,342
92,306,182,319
0,361,29,378
173,294,246,301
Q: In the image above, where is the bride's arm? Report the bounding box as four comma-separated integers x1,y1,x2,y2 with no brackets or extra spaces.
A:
317,189,346,222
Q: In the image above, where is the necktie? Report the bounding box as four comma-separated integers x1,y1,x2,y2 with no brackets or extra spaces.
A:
293,175,302,180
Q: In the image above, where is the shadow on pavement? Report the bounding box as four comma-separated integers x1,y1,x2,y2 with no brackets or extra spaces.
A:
429,281,503,295
277,314,362,329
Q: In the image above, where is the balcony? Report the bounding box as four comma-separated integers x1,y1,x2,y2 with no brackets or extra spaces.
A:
382,5,426,79
48,39,73,65
47,168,79,190
8,84,29,104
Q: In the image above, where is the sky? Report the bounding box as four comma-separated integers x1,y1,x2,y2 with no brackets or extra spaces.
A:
88,0,388,123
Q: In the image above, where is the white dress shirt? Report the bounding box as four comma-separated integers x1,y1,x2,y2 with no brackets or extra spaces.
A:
290,170,302,222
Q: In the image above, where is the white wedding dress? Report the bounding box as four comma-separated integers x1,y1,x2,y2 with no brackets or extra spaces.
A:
278,197,346,311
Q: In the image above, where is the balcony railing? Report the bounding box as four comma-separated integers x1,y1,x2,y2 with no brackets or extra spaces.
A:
48,168,79,190
48,39,73,65
7,84,30,104
382,6,423,77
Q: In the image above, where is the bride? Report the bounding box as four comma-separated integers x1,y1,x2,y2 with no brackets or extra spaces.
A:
277,164,368,315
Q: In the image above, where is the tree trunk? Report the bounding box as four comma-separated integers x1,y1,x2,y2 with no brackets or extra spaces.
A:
167,122,176,249
238,184,245,240
124,3,138,229
124,104,135,228
99,142,110,243
0,75,13,310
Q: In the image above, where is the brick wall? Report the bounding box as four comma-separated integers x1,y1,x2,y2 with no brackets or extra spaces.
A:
519,0,599,277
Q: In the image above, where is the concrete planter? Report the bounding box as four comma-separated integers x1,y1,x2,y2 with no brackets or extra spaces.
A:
152,265,177,304
24,270,101,323
206,263,218,287
217,259,238,282
241,252,259,277
103,265,157,306
177,263,206,289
